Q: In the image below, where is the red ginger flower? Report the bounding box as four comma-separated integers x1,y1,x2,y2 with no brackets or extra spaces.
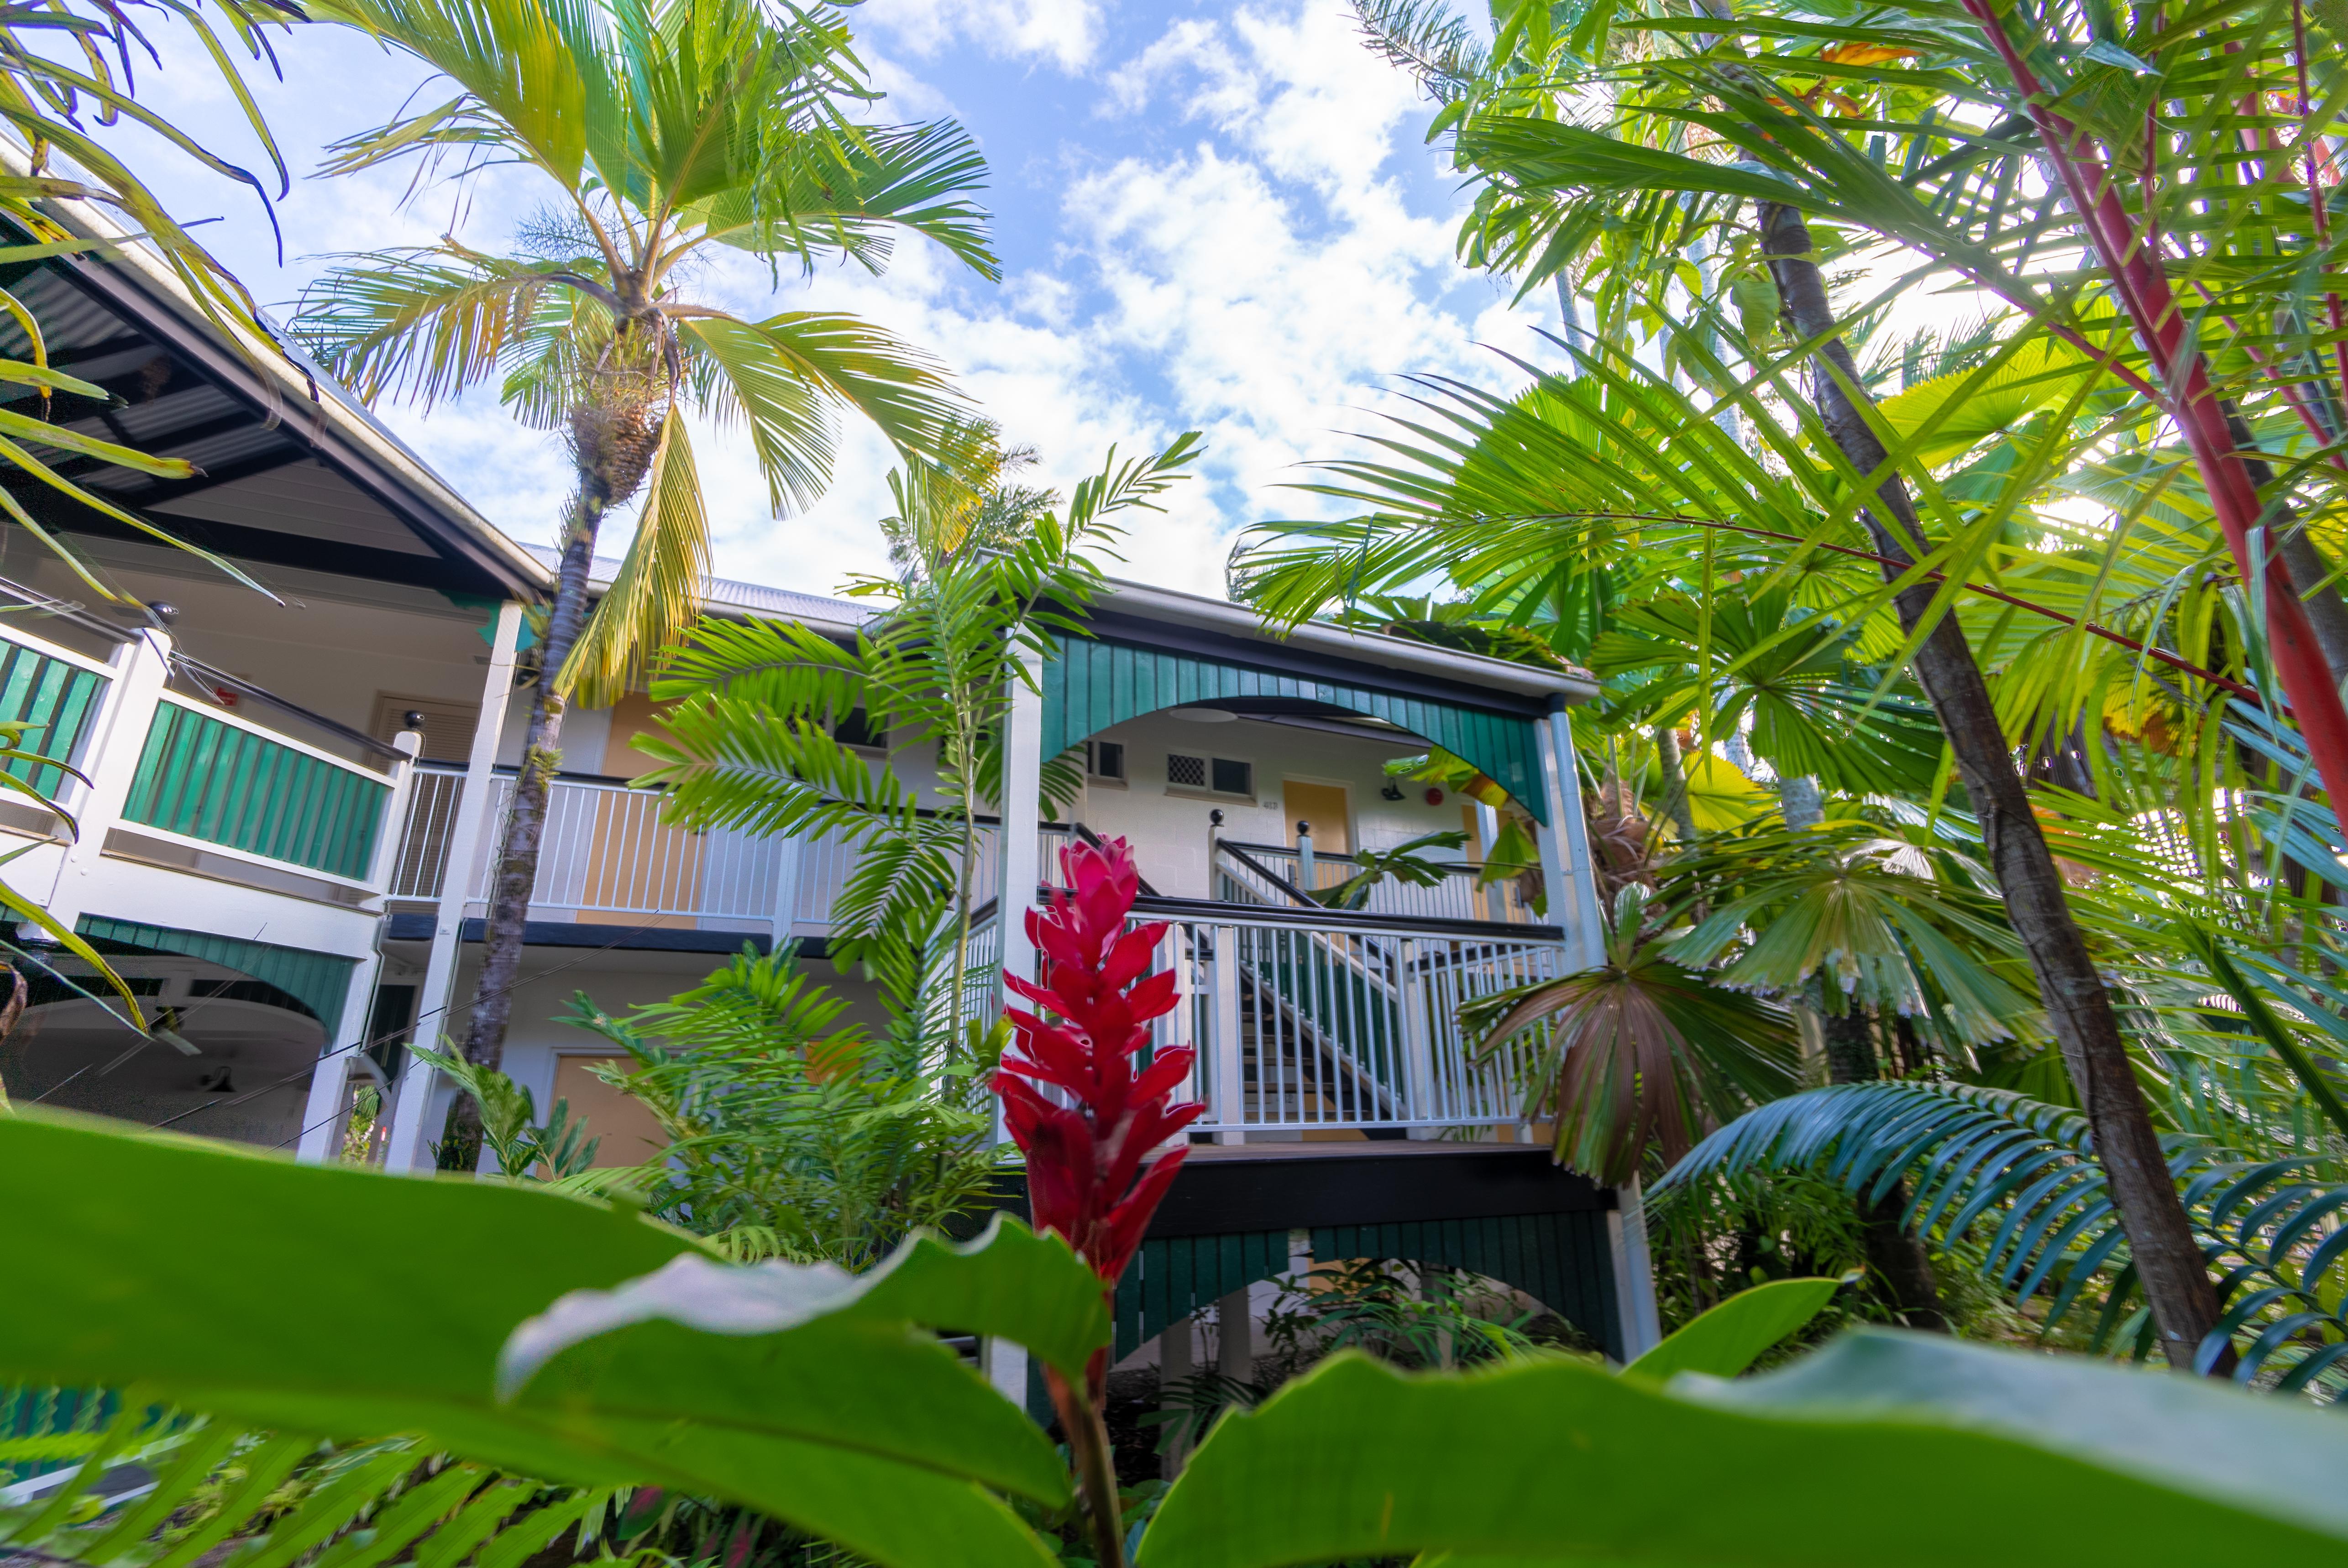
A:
995,834,1201,1287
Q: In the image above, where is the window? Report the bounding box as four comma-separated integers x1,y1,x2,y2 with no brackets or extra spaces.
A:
1168,752,1252,798
833,708,885,749
1089,740,1126,781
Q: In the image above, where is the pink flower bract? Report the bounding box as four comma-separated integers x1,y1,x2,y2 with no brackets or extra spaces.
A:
995,834,1202,1286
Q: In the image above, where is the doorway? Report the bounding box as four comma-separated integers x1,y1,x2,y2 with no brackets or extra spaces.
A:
1282,779,1352,854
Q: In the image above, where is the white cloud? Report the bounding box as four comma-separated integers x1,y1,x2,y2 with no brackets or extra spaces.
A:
867,0,1106,73
95,0,1560,607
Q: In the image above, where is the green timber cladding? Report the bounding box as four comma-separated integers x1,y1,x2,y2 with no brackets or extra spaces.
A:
1039,635,1549,823
78,916,358,1032
0,638,106,796
122,701,390,879
1107,1212,1621,1361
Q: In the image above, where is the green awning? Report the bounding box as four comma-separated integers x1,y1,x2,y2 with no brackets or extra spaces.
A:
77,916,357,1030
1039,635,1548,822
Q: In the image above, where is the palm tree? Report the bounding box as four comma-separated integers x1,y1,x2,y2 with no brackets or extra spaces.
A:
1341,0,2348,1360
292,0,998,1078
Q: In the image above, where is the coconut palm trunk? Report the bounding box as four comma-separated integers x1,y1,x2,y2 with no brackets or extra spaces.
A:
462,387,665,1073
1760,199,2229,1369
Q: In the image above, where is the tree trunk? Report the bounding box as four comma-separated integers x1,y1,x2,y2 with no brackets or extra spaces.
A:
1653,725,1698,842
1818,1006,1949,1332
457,484,608,1075
2223,406,2348,688
1761,200,2229,1371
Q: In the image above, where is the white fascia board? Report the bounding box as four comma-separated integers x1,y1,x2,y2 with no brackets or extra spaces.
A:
1093,576,1602,706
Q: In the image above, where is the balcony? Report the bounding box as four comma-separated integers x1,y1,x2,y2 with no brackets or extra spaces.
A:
0,597,417,915
386,778,1566,1138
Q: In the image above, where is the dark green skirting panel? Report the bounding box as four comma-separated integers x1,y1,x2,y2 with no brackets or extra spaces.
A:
1312,1210,1622,1362
1039,635,1547,823
1113,1228,1295,1361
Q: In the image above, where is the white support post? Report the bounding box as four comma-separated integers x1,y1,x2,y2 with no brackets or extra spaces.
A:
981,1336,1030,1412
35,627,172,929
992,653,1045,1145
1159,1316,1195,1477
1209,925,1243,1143
385,602,525,1173
295,731,421,1164
1535,695,1606,968
1216,1286,1253,1381
1606,1176,1665,1360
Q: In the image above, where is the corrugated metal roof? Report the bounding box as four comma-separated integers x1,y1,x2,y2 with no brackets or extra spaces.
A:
516,543,873,631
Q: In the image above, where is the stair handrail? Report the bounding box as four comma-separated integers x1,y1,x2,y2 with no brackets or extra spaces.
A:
1213,839,1319,909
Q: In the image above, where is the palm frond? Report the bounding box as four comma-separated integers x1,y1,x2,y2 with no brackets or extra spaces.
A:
559,413,708,706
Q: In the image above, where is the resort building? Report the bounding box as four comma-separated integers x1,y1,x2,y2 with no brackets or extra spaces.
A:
0,209,1661,1369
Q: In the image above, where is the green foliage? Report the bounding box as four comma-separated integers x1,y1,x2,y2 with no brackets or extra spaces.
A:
6,1113,2348,1568
1310,830,1470,910
560,944,997,1267
1620,1275,1843,1384
1463,888,1800,1182
0,1409,626,1568
294,0,999,703
412,1043,601,1181
1140,1334,2348,1568
1656,1080,2348,1391
639,434,1198,971
0,1111,1095,1568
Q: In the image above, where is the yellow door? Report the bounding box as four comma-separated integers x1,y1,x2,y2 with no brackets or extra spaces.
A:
1283,779,1352,853
551,1054,671,1168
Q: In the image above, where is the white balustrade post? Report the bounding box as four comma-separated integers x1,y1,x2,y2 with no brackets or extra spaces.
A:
767,826,806,946
1474,800,1506,923
1209,925,1243,1143
1398,936,1438,1134
386,601,524,1173
34,627,171,930
1536,695,1606,967
296,730,422,1164
991,650,1045,1143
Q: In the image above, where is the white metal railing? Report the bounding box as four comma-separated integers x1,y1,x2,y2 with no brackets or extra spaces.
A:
393,767,786,925
1216,838,1534,924
1137,903,1565,1133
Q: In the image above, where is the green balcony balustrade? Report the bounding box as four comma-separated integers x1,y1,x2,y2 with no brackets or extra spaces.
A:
123,701,390,880
0,638,107,795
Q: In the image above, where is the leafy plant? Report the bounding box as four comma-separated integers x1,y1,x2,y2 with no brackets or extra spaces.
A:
639,434,1198,987
0,1395,634,1568
292,0,998,1083
8,1107,2348,1566
1656,1079,2348,1395
561,942,996,1267
411,1043,601,1181
1463,886,1800,1182
1310,830,1470,910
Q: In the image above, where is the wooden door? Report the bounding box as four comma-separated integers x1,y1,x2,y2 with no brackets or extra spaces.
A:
1282,779,1352,853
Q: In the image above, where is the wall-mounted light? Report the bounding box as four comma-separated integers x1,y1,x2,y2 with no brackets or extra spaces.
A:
1379,781,1405,801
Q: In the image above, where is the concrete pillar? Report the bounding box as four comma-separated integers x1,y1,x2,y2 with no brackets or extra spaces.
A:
1158,1316,1195,1478
1216,1286,1253,1382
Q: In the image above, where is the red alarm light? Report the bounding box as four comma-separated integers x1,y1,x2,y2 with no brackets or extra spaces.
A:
1424,787,1445,806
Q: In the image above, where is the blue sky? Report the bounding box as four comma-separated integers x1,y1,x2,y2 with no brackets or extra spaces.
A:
110,0,1561,598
